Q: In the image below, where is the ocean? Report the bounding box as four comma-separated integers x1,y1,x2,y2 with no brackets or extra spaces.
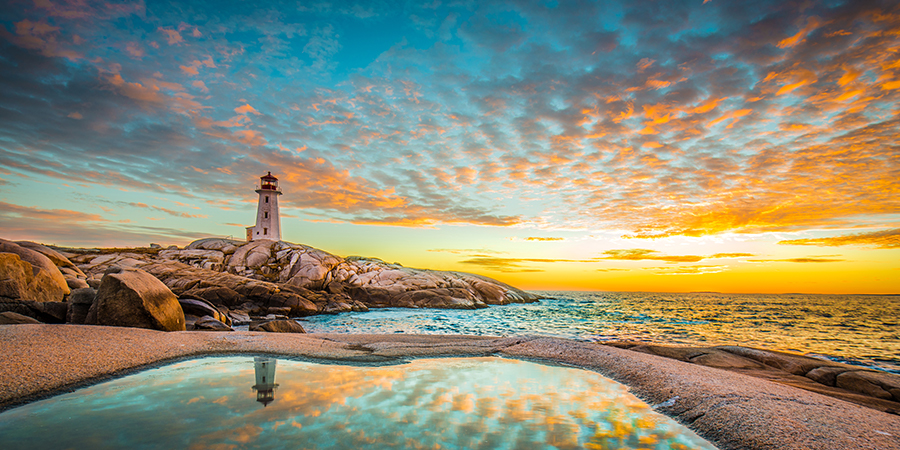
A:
303,291,900,373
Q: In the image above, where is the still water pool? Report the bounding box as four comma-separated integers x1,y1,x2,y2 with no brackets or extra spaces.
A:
0,356,715,450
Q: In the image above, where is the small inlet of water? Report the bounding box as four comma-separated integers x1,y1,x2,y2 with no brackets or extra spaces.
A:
0,356,716,449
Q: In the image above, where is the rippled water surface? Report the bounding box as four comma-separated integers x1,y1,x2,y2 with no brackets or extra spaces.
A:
304,291,900,372
0,356,715,450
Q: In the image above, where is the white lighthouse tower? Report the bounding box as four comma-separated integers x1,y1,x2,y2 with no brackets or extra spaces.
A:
246,171,282,241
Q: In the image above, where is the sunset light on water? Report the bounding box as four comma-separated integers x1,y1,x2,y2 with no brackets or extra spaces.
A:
0,0,897,294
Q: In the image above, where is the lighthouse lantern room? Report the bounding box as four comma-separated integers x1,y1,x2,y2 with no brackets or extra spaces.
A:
246,171,283,242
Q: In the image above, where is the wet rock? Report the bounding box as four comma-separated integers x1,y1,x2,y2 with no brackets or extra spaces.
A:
0,311,41,324
250,319,306,333
192,315,233,331
93,266,185,331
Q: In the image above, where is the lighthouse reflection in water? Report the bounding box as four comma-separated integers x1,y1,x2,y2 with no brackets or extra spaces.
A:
0,356,717,449
251,356,278,406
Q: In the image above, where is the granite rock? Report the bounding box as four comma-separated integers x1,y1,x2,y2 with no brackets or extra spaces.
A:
93,266,185,331
0,311,41,324
250,319,306,333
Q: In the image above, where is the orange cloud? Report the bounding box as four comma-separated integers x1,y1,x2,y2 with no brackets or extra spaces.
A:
779,228,900,249
157,27,183,45
125,42,143,59
234,104,260,115
777,17,823,49
179,65,199,76
0,201,107,223
2,19,81,60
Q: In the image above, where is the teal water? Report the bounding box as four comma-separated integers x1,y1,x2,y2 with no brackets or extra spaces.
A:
0,356,715,450
303,291,900,373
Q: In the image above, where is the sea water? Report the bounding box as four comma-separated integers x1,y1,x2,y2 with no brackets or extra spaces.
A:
302,291,900,373
0,356,716,450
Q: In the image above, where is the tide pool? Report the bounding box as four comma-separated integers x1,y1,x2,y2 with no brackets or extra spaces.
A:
0,356,715,450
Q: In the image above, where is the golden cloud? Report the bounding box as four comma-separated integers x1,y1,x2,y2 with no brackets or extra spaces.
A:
778,228,900,249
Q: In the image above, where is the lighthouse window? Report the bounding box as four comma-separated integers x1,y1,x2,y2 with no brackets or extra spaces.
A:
264,227,268,235
264,212,268,219
265,196,269,203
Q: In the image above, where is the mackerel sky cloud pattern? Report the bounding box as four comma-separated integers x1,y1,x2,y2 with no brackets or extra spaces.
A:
1,0,898,292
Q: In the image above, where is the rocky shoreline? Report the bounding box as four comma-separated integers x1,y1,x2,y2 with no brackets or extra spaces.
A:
1,325,898,450
0,237,541,332
2,236,900,448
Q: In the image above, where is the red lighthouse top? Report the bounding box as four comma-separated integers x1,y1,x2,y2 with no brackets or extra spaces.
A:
259,172,279,191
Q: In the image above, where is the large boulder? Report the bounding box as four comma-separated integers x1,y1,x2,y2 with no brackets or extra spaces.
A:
250,319,306,333
66,288,96,325
0,239,70,299
0,252,68,303
92,266,185,331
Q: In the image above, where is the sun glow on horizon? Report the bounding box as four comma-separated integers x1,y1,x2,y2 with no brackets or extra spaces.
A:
0,0,898,294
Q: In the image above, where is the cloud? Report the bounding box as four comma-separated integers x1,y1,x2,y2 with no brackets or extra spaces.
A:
128,202,207,219
599,249,756,264
457,257,593,272
158,27,183,45
523,237,564,241
778,228,900,249
2,0,899,244
428,248,507,255
646,265,730,275
1,19,81,60
748,258,845,263
600,249,703,263
0,201,107,223
234,104,260,115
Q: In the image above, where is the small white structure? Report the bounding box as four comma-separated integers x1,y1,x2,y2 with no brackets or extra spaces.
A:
251,356,278,406
246,171,282,242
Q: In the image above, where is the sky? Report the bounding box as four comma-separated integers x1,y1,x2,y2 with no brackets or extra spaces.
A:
0,0,898,294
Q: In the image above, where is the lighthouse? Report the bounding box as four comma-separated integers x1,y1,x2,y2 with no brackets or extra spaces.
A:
251,356,278,406
246,171,282,241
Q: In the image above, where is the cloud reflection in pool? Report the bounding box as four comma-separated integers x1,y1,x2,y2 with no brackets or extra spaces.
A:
0,356,716,449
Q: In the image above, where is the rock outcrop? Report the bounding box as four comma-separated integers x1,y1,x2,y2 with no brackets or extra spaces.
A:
0,242,69,303
154,238,540,311
192,316,233,331
607,342,900,414
250,319,306,333
91,267,185,331
0,236,539,330
0,311,42,324
14,241,88,290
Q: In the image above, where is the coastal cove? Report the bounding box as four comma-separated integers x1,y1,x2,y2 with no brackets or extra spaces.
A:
1,325,899,450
